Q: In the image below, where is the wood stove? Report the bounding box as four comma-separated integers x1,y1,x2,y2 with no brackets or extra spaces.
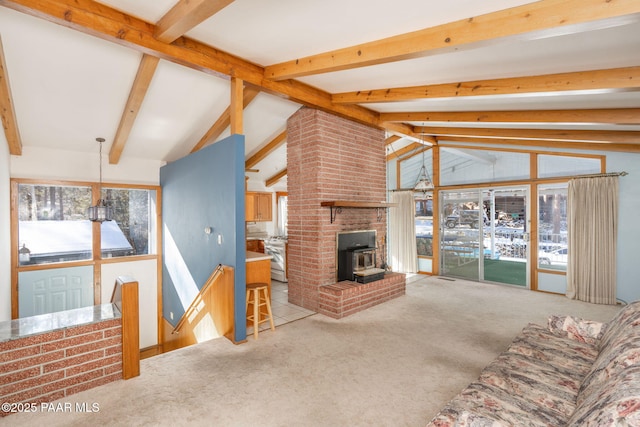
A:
337,230,386,283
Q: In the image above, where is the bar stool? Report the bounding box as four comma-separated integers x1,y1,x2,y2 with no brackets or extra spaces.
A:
245,282,275,339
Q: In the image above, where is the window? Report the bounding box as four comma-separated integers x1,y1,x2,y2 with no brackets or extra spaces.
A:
538,154,601,179
415,197,433,257
276,192,288,236
538,183,568,271
17,183,156,265
13,179,159,318
17,183,93,265
100,187,155,258
440,147,529,185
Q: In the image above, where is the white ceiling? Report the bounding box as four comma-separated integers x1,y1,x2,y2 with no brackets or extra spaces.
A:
1,0,639,191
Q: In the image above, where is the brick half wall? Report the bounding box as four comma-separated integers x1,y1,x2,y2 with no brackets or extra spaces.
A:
0,318,123,415
318,272,406,319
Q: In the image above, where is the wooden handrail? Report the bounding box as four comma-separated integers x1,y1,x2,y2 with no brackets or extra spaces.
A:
172,264,225,334
111,276,140,380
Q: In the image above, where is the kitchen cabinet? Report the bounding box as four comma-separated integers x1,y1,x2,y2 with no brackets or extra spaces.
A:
246,192,272,222
246,239,265,253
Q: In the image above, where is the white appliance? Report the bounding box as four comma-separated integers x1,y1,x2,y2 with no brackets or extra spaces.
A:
264,236,287,282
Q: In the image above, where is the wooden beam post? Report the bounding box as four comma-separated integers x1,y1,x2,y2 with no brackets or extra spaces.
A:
230,77,243,135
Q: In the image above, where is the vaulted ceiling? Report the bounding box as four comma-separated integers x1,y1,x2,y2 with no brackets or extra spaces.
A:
1,0,639,190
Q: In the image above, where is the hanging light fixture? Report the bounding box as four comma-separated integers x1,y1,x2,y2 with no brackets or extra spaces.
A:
413,127,434,194
87,137,113,222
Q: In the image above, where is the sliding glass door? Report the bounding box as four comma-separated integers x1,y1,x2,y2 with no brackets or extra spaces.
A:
441,190,483,281
440,186,529,287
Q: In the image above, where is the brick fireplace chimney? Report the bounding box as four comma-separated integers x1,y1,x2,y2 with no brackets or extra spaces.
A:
286,108,387,311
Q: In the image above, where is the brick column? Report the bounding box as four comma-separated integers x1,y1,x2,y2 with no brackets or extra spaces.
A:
287,108,386,311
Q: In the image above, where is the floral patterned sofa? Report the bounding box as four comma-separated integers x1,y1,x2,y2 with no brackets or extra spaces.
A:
427,300,640,427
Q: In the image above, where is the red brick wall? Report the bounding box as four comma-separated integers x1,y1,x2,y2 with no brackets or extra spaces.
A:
0,318,122,415
287,108,387,311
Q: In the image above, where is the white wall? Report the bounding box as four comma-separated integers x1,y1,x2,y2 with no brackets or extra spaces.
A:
0,135,11,321
11,146,163,184
607,152,640,304
101,259,158,349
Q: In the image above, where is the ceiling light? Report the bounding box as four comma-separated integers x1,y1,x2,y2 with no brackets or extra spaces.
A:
87,137,114,223
413,128,434,194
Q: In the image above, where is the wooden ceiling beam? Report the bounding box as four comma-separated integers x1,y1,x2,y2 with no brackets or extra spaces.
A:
109,54,159,164
438,136,640,154
265,168,287,187
190,86,260,153
0,35,21,155
335,66,640,104
385,135,402,146
264,0,640,80
0,0,413,138
381,108,640,125
246,130,287,170
154,0,234,43
423,126,640,144
386,142,423,161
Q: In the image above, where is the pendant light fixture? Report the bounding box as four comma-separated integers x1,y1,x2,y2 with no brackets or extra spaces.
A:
413,127,434,194
87,137,113,222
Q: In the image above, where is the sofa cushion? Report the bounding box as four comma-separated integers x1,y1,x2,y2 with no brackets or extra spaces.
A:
577,302,640,406
513,323,599,377
567,365,640,427
426,326,598,427
597,301,640,352
547,314,604,345
427,352,578,427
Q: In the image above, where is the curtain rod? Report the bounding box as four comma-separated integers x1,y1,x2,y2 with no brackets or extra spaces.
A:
388,172,628,191
570,171,628,180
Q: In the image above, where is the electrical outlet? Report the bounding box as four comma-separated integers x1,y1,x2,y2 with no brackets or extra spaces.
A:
170,312,174,320
217,234,222,245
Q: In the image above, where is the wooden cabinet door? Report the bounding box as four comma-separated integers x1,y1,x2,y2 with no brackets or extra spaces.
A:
256,193,272,221
246,192,272,221
245,193,256,221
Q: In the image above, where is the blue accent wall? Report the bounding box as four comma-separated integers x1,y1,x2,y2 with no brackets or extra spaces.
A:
160,135,246,342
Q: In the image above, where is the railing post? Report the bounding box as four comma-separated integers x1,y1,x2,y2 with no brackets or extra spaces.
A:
113,276,140,379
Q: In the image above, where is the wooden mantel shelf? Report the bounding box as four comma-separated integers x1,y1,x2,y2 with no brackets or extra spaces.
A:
321,201,397,223
321,201,397,208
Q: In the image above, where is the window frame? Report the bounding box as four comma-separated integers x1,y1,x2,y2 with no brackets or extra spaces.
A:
10,178,161,319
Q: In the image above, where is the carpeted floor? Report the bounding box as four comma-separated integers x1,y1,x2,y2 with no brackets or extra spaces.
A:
1,275,621,427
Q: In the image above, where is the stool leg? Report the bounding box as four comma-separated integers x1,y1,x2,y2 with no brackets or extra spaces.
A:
263,289,275,332
252,288,259,339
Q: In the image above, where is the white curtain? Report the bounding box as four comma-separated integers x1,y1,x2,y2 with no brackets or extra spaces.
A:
389,191,417,273
566,176,618,305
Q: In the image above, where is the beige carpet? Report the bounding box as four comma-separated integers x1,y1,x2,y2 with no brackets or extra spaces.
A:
2,276,621,427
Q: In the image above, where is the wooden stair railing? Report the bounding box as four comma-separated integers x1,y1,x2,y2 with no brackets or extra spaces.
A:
163,264,236,351
111,276,140,379
172,264,224,334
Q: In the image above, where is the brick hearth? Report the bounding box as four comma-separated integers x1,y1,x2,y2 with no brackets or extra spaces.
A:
287,107,405,315
318,272,406,319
